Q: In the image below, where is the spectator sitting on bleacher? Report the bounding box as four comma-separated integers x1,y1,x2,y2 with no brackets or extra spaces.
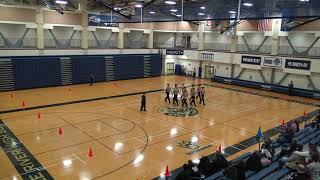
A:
246,150,271,171
307,112,320,129
293,143,320,162
288,164,307,180
303,153,320,180
280,139,298,157
292,120,300,133
261,137,275,160
281,144,305,170
223,160,246,180
277,126,295,144
215,150,229,169
198,156,217,176
175,164,193,180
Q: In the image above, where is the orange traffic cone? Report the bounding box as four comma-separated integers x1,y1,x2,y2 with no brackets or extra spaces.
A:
38,112,41,119
58,127,63,135
22,101,26,107
68,88,72,92
164,165,171,177
88,147,94,158
303,111,307,117
10,93,14,98
218,144,222,153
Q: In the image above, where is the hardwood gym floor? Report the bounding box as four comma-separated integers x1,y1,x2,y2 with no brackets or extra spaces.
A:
0,76,319,180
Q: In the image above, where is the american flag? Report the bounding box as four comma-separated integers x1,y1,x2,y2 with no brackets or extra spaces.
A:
257,18,270,32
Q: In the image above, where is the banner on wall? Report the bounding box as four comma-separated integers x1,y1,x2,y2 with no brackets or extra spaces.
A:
88,14,119,27
285,59,311,70
263,57,282,68
241,55,262,65
166,49,184,55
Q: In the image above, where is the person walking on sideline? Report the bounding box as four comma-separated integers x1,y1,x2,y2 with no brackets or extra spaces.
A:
89,73,95,86
140,93,146,111
165,84,171,103
288,81,294,96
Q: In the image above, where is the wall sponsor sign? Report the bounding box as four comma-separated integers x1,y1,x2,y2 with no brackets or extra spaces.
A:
285,59,311,70
88,14,119,27
241,55,262,65
263,57,282,68
166,49,184,55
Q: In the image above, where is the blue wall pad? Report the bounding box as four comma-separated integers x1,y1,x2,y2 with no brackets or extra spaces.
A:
114,55,145,80
12,57,61,89
71,56,106,84
150,55,162,76
2,53,162,91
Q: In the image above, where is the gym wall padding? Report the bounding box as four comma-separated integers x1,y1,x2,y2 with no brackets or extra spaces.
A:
71,56,106,84
150,55,162,76
114,55,144,80
12,57,61,89
4,53,162,91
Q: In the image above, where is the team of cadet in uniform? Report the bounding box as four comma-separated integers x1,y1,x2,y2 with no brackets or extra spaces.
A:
141,84,206,111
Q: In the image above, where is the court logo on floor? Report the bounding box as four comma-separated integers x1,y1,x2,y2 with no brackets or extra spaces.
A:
159,106,198,117
177,140,212,155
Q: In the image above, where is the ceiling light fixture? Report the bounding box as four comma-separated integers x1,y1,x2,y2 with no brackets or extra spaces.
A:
165,0,176,5
150,11,156,14
200,6,205,10
198,13,205,16
135,4,143,8
229,11,237,14
170,9,178,12
243,3,253,7
55,0,68,4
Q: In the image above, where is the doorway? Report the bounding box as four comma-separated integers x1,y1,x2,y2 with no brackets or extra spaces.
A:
204,65,215,79
166,63,175,75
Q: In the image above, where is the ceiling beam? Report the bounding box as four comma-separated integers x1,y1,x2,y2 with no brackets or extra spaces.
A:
88,0,132,19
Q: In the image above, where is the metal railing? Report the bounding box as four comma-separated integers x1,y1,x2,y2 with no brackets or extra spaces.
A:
154,41,198,49
88,40,117,49
204,43,230,51
0,38,36,48
279,46,320,57
237,44,272,54
124,40,148,49
44,39,81,49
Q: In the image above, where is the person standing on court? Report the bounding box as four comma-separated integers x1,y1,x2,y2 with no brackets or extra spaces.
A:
200,86,206,105
89,73,95,86
196,86,201,102
165,84,171,103
140,93,146,111
190,87,196,107
288,81,294,96
182,89,188,108
173,84,179,105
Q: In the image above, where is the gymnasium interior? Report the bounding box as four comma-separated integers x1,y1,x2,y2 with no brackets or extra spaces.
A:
0,0,320,180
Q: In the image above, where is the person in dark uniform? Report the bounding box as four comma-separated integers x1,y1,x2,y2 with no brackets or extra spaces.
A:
190,87,196,107
196,86,201,102
89,73,95,86
288,81,294,96
200,86,206,105
173,84,179,105
140,93,146,111
182,89,188,108
165,84,171,103
193,68,196,78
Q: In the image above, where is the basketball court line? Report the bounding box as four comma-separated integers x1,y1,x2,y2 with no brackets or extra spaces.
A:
1,80,318,180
